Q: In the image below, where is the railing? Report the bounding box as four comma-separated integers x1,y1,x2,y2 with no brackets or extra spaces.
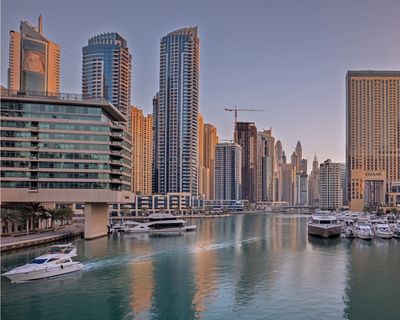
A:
0,88,110,105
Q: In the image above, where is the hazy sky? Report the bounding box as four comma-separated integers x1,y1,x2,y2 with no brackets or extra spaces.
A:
2,0,400,165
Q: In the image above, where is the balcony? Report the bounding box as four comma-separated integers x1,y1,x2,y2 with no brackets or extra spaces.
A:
110,132,123,139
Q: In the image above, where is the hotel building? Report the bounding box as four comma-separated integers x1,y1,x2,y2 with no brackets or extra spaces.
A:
346,71,400,211
257,129,275,202
82,33,132,118
8,15,60,94
155,27,200,196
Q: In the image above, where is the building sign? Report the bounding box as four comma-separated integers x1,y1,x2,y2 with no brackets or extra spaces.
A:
365,172,383,177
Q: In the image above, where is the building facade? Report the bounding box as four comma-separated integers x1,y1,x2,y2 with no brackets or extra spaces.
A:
152,92,160,194
131,106,153,195
346,71,400,211
203,124,218,199
319,159,343,210
257,129,275,202
82,33,132,117
8,15,60,94
155,27,200,196
235,122,257,202
0,90,132,203
215,142,242,200
308,154,320,207
281,163,296,206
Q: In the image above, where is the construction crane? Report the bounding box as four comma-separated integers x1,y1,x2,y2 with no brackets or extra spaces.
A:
224,106,265,126
225,106,265,141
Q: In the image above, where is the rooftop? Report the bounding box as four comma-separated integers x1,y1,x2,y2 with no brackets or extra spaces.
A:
0,88,127,122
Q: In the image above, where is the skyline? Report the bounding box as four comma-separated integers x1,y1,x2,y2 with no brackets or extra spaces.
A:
2,0,400,165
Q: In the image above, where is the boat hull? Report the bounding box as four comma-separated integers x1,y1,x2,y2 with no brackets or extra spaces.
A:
356,232,373,240
375,232,393,239
4,263,84,283
308,224,342,238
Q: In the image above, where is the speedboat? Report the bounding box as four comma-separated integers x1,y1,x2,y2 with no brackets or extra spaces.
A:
374,223,393,239
354,222,374,240
307,214,342,238
146,213,197,234
392,223,400,239
2,244,83,283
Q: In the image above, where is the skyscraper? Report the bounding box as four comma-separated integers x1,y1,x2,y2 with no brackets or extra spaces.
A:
8,15,60,94
215,143,242,200
152,92,160,194
82,33,132,117
319,159,343,210
131,106,153,195
346,71,400,211
203,124,219,199
281,163,296,205
235,122,258,202
198,114,206,198
308,154,320,207
155,27,200,196
257,129,275,202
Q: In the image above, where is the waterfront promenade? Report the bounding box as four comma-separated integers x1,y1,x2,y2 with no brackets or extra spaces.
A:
0,224,84,252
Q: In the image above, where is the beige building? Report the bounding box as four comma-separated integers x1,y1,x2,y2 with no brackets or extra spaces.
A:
197,114,219,199
131,106,153,195
257,129,275,202
8,15,60,94
346,71,400,211
320,159,343,210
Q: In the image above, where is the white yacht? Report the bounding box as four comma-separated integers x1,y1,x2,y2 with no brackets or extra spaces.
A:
308,214,342,238
123,221,150,233
146,213,197,234
354,222,374,240
2,244,83,283
392,222,400,239
374,223,393,239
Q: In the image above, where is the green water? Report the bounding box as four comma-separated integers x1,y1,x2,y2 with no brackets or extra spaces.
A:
1,213,399,320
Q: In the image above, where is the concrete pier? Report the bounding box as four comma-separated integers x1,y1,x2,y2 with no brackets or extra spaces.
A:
84,203,109,240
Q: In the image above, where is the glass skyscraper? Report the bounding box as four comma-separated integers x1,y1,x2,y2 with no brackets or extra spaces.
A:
154,27,200,196
82,33,132,117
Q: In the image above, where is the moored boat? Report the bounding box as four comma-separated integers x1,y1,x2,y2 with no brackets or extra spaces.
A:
307,214,342,238
374,223,393,239
354,222,374,240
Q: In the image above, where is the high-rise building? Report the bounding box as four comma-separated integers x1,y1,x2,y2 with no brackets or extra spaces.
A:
346,71,400,211
131,106,153,195
152,92,160,194
281,163,296,205
82,32,132,117
273,140,283,202
215,143,242,200
8,15,60,94
203,124,218,199
235,122,257,202
308,154,320,207
155,27,200,196
295,141,302,165
198,114,206,198
257,129,275,202
296,171,308,205
319,159,343,210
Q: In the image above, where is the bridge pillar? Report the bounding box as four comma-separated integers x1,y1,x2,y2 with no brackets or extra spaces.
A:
84,203,109,240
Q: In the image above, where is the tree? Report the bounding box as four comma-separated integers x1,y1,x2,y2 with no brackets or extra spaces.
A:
22,203,47,234
1,208,23,233
51,207,74,226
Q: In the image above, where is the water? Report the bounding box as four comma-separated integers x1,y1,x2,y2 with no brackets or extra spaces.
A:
1,213,399,320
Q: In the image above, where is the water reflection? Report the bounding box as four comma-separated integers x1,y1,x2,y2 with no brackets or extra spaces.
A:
1,214,399,320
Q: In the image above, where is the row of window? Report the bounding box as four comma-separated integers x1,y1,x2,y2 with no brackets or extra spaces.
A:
1,102,102,115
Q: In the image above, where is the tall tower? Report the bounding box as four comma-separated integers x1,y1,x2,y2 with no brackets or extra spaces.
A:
152,92,160,194
8,15,60,94
156,27,200,196
82,33,132,117
235,122,258,202
308,154,320,207
319,159,343,210
346,71,400,211
215,143,242,200
203,124,219,199
131,106,153,195
257,129,275,202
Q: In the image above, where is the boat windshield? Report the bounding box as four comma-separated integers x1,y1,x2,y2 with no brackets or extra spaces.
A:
29,258,48,264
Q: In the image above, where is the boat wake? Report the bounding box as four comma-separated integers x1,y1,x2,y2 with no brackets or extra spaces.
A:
188,237,262,253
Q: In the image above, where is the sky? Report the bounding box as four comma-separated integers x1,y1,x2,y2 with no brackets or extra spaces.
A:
2,0,400,165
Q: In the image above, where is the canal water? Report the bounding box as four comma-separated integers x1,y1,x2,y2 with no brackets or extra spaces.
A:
1,213,399,320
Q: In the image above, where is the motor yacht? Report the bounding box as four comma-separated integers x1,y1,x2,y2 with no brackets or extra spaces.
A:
2,244,83,283
307,214,342,238
374,223,393,239
392,223,400,239
146,213,197,234
123,221,150,233
354,222,374,240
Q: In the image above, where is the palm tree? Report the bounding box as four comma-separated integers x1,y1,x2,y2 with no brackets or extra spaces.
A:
51,207,74,227
22,203,47,234
1,208,23,233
